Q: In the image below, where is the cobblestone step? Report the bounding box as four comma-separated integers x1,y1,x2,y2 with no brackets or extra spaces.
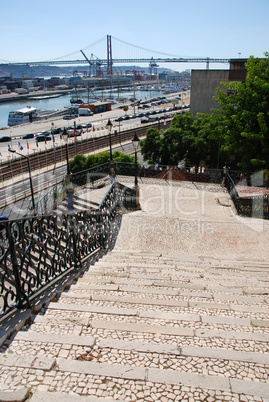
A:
70,282,268,304
30,390,117,402
30,302,269,332
58,290,269,315
88,262,269,287
1,251,269,401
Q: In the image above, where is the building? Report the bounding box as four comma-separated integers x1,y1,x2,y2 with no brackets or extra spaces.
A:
21,80,34,91
190,59,247,116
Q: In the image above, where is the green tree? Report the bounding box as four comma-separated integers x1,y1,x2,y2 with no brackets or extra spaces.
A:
92,151,110,166
140,128,161,164
159,127,186,166
190,112,227,169
68,154,86,173
113,150,136,175
214,53,269,175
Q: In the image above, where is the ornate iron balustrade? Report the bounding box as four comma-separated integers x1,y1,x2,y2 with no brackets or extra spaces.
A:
0,180,137,319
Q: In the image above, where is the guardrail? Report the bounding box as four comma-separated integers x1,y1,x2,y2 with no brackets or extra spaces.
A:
226,174,269,219
0,180,137,320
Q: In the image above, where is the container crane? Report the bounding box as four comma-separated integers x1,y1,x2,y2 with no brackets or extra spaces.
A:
80,50,92,76
80,50,102,77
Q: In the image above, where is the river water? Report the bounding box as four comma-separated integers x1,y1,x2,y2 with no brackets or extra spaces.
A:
0,88,167,129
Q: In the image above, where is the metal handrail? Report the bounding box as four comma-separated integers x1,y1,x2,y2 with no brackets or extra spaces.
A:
0,180,136,320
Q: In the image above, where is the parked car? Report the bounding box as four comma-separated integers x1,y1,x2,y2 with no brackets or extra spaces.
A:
82,123,92,129
63,114,76,120
148,116,160,122
51,128,62,135
35,132,51,142
36,131,50,136
67,129,81,138
0,136,11,142
115,116,123,122
22,133,34,139
141,118,149,123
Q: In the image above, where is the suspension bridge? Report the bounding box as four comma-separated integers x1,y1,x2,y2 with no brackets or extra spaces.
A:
0,35,230,72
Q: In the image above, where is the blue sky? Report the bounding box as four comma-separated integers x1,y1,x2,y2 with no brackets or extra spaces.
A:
1,0,268,72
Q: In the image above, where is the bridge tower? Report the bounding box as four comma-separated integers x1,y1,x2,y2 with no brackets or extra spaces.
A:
107,35,113,75
149,57,159,78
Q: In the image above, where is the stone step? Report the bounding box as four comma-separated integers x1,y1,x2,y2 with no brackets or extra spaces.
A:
71,281,269,304
8,353,268,401
13,309,268,355
1,247,268,402
100,251,269,270
88,263,269,285
80,270,269,295
30,390,117,402
59,289,269,316
43,302,266,328
78,273,264,292
55,358,269,400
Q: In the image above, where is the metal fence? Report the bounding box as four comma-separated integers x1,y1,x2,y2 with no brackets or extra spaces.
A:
226,174,269,219
0,180,137,320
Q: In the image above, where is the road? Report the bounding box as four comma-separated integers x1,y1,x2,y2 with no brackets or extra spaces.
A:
0,141,145,220
0,92,190,218
0,91,190,161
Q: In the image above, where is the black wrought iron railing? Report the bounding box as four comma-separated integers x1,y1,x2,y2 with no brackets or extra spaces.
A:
0,180,137,319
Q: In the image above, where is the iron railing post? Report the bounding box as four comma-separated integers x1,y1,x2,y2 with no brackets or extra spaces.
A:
7,223,30,309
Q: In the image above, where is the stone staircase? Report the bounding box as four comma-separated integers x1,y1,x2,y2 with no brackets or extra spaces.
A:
1,250,269,401
1,180,269,401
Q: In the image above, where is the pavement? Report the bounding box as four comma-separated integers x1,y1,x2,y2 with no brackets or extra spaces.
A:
0,178,269,401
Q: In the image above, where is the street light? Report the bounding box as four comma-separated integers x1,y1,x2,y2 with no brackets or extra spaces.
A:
8,149,35,213
62,127,74,198
132,132,141,209
106,119,114,176
62,127,70,175
132,132,140,188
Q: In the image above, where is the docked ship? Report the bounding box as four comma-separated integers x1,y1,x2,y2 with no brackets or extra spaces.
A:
7,106,65,126
7,106,37,126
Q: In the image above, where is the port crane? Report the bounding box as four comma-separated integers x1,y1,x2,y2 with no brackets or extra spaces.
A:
80,50,102,77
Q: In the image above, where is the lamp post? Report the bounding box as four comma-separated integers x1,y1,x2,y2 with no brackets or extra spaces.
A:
106,119,114,176
51,122,56,172
62,127,74,201
132,132,141,209
8,149,35,213
62,127,70,175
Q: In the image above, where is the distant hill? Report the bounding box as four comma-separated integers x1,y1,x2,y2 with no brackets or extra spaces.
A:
0,64,174,79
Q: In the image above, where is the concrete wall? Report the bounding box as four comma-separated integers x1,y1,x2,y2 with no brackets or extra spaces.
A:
190,70,229,116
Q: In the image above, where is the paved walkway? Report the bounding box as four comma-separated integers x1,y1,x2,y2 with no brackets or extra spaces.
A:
0,179,269,401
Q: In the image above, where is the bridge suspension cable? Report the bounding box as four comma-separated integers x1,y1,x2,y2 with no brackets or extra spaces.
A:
111,35,202,59
43,36,107,62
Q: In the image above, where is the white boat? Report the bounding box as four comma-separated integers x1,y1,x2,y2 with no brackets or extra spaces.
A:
7,106,65,126
7,106,37,126
162,84,180,94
